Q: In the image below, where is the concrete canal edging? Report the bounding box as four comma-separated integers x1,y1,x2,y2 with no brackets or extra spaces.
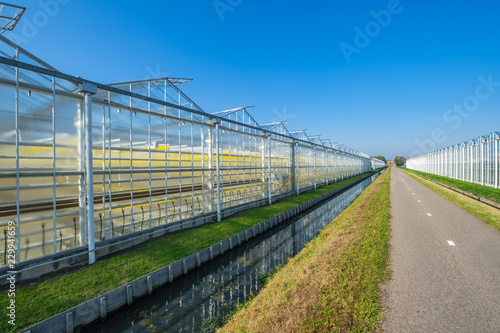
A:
23,171,382,333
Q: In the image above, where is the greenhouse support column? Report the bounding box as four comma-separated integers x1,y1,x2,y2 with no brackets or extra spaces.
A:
81,83,97,264
436,152,438,175
446,150,449,177
435,152,437,175
430,153,436,174
481,141,484,186
207,125,214,213
77,97,87,249
430,153,432,174
291,141,297,194
215,122,221,222
268,136,272,205
14,52,20,262
438,151,441,176
325,149,328,186
442,151,444,176
342,154,345,180
433,153,435,175
442,151,445,176
293,143,300,195
495,139,498,188
201,125,206,214
313,146,317,190
260,136,266,199
469,145,472,183
340,154,343,180
439,152,444,176
462,146,465,181
448,150,450,177
333,152,337,182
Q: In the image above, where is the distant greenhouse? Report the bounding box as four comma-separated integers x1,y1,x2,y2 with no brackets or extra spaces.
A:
406,132,500,188
371,158,386,169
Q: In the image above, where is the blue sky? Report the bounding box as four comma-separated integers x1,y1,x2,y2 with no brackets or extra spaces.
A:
5,0,500,159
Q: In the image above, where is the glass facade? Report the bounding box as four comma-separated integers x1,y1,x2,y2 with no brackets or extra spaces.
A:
0,36,374,268
407,132,500,188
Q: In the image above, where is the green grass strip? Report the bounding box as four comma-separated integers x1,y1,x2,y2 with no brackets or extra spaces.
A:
405,168,500,203
0,171,378,332
219,168,392,332
402,169,500,232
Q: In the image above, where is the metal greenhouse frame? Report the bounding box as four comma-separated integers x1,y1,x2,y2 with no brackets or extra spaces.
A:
0,33,374,275
406,132,500,188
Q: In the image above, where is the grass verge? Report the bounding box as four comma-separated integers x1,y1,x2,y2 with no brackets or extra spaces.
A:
0,171,378,333
405,168,500,203
218,168,392,332
402,169,500,232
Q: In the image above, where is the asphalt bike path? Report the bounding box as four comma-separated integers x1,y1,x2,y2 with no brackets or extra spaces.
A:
382,167,500,332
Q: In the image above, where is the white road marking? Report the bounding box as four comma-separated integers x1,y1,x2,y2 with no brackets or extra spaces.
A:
447,240,456,246
412,193,415,195
427,213,432,216
418,200,421,203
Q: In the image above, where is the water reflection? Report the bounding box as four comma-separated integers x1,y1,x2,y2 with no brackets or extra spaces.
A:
85,175,378,333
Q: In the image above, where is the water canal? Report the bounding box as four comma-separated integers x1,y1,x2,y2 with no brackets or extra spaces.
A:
84,173,380,332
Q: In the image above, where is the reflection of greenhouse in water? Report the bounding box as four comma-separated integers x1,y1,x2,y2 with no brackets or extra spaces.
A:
0,9,383,274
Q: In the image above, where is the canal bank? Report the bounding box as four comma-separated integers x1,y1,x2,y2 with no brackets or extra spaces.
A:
83,172,381,332
8,170,384,333
219,167,391,332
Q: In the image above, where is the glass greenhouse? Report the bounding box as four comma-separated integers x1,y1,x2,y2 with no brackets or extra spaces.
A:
0,32,377,273
406,132,500,188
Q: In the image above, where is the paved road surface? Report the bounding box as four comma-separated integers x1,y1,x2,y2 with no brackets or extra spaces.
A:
382,167,500,333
